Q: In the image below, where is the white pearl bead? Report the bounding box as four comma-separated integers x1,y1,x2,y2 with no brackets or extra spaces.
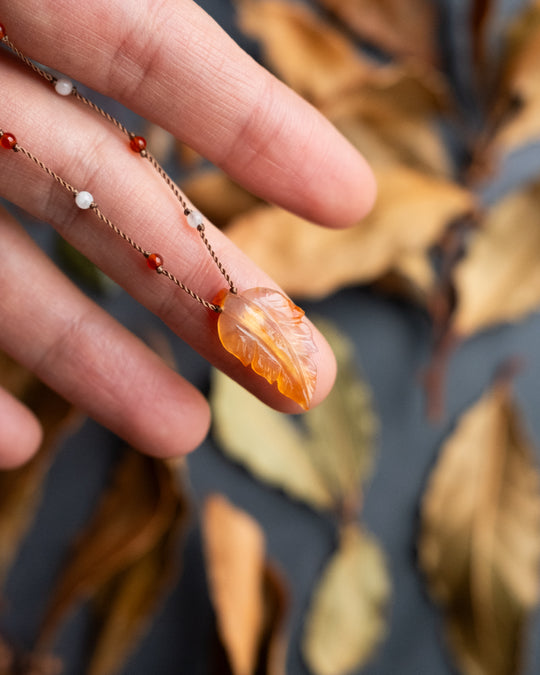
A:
75,191,94,209
55,77,73,96
187,209,204,229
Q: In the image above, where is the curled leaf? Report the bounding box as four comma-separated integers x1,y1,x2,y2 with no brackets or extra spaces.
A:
453,182,540,336
302,524,390,675
202,495,288,675
215,288,317,410
37,449,181,649
419,378,540,675
87,497,188,675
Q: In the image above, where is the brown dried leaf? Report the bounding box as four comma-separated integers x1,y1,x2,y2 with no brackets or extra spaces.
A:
211,320,377,512
419,378,540,675
488,2,540,156
0,357,81,589
37,450,180,649
325,65,452,175
302,523,390,675
236,0,371,105
182,171,261,229
202,495,288,675
226,167,475,299
453,182,540,336
87,495,188,675
316,0,440,65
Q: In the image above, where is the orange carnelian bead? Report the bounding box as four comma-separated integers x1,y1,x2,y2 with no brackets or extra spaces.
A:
1,132,17,150
0,23,6,40
147,253,163,270
130,136,147,153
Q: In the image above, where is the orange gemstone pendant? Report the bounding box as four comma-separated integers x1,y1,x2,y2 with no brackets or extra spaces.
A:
214,287,317,409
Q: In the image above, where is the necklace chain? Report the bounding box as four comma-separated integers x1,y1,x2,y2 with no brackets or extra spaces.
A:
1,31,238,311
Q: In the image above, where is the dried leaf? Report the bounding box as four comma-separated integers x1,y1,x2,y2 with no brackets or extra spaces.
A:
316,0,440,65
202,495,288,675
87,496,188,675
215,288,318,410
236,0,370,105
488,2,540,156
211,371,334,510
302,523,390,675
211,319,377,512
325,67,452,175
37,450,180,649
419,378,540,675
302,319,377,514
211,320,377,520
453,182,540,336
182,170,261,228
0,356,81,589
226,168,475,299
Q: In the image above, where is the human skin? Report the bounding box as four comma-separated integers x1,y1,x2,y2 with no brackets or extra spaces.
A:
0,0,376,465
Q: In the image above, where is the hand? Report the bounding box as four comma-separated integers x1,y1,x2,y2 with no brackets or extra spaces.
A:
0,0,375,466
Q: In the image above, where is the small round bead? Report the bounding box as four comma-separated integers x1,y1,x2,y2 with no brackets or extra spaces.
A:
55,77,73,96
75,191,94,209
0,23,6,40
147,253,164,270
130,136,147,153
0,132,17,150
186,209,204,229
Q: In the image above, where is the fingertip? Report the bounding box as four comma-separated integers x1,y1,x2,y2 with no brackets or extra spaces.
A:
0,390,43,468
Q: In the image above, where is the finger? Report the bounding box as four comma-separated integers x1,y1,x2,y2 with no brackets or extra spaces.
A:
0,56,337,411
2,0,376,228
0,207,210,457
0,385,43,467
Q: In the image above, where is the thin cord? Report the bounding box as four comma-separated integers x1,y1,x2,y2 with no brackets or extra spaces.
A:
1,31,237,294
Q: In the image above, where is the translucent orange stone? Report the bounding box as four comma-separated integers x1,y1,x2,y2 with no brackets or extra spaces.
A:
147,253,163,270
1,132,16,150
215,287,317,409
130,136,147,153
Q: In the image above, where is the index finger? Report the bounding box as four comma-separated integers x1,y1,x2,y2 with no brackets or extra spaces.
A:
2,0,376,227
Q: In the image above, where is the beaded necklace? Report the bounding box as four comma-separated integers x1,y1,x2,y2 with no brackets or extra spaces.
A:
0,23,317,409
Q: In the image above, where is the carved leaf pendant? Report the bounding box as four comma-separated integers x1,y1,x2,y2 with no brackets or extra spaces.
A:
215,288,318,409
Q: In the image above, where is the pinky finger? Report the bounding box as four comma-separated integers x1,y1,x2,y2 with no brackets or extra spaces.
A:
0,385,43,468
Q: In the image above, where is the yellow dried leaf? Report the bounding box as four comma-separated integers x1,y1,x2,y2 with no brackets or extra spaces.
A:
211,370,334,510
453,183,540,336
316,0,440,65
211,319,377,512
236,0,370,104
202,495,288,675
182,170,261,228
302,523,390,675
226,167,475,299
303,319,377,512
419,379,540,675
37,450,180,649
